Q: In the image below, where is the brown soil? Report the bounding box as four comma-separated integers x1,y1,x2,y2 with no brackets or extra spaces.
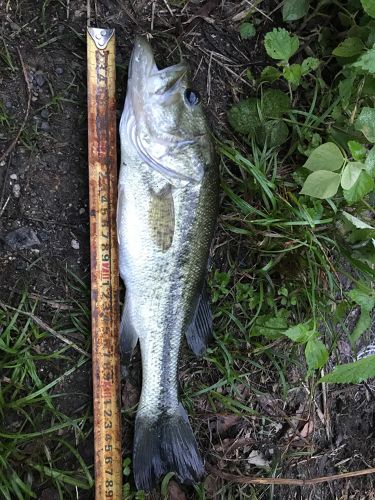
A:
1,1,374,499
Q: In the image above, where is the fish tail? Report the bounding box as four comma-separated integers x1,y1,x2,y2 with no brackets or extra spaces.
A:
133,404,204,491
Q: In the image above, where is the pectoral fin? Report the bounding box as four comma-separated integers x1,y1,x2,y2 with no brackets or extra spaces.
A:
185,287,213,357
148,184,175,252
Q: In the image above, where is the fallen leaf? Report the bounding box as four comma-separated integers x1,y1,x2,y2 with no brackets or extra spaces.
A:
185,0,221,24
210,414,242,435
168,480,187,500
297,419,315,439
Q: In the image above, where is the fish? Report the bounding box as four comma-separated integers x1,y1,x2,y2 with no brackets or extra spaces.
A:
117,37,219,491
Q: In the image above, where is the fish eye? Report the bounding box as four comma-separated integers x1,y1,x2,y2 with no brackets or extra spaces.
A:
184,89,200,106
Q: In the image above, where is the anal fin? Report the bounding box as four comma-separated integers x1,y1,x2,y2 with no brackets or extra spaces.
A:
185,287,213,357
120,296,138,369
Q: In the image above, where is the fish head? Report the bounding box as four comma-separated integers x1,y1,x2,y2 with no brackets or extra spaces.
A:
120,37,214,185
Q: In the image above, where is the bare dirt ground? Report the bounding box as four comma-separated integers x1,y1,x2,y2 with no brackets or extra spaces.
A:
1,1,375,498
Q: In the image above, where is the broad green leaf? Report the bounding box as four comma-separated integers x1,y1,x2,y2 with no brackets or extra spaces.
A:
264,28,299,61
365,146,375,175
301,57,320,75
343,170,374,204
302,142,344,172
246,68,255,81
332,37,364,57
283,323,313,343
342,211,375,243
240,22,256,40
347,25,370,41
339,76,356,109
349,288,375,310
342,211,375,230
259,65,281,82
283,64,302,86
251,315,289,339
368,28,375,47
339,12,352,28
300,170,341,199
350,312,373,343
257,121,289,148
348,288,375,344
363,75,375,95
355,107,375,142
340,162,364,190
227,98,260,134
305,338,329,371
348,140,366,161
282,0,309,21
320,355,375,383
353,47,375,74
361,0,375,18
261,89,290,118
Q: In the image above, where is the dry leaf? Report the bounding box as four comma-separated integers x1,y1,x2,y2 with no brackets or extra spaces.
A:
168,479,187,500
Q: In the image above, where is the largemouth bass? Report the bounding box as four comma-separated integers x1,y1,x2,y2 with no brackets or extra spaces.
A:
117,37,219,490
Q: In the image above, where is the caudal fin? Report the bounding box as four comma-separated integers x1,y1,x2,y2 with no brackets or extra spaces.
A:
133,404,204,491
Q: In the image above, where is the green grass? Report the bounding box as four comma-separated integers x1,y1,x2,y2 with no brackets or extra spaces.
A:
0,291,93,499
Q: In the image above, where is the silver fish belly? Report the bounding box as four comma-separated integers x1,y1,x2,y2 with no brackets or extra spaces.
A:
117,37,219,491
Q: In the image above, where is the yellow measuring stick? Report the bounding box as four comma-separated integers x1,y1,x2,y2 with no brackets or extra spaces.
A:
87,27,122,499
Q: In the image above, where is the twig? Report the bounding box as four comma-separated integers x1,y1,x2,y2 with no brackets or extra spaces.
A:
206,464,375,486
87,0,91,26
0,49,31,163
0,194,11,218
0,301,90,358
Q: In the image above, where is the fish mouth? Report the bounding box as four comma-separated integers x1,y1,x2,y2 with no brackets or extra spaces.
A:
129,36,187,89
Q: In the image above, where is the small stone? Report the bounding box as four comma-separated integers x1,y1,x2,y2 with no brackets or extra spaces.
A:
31,96,38,102
79,207,85,215
40,108,49,119
55,67,64,75
40,121,50,131
38,230,49,242
5,100,12,109
13,184,21,198
4,227,40,250
35,72,45,87
71,239,80,250
10,173,17,180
